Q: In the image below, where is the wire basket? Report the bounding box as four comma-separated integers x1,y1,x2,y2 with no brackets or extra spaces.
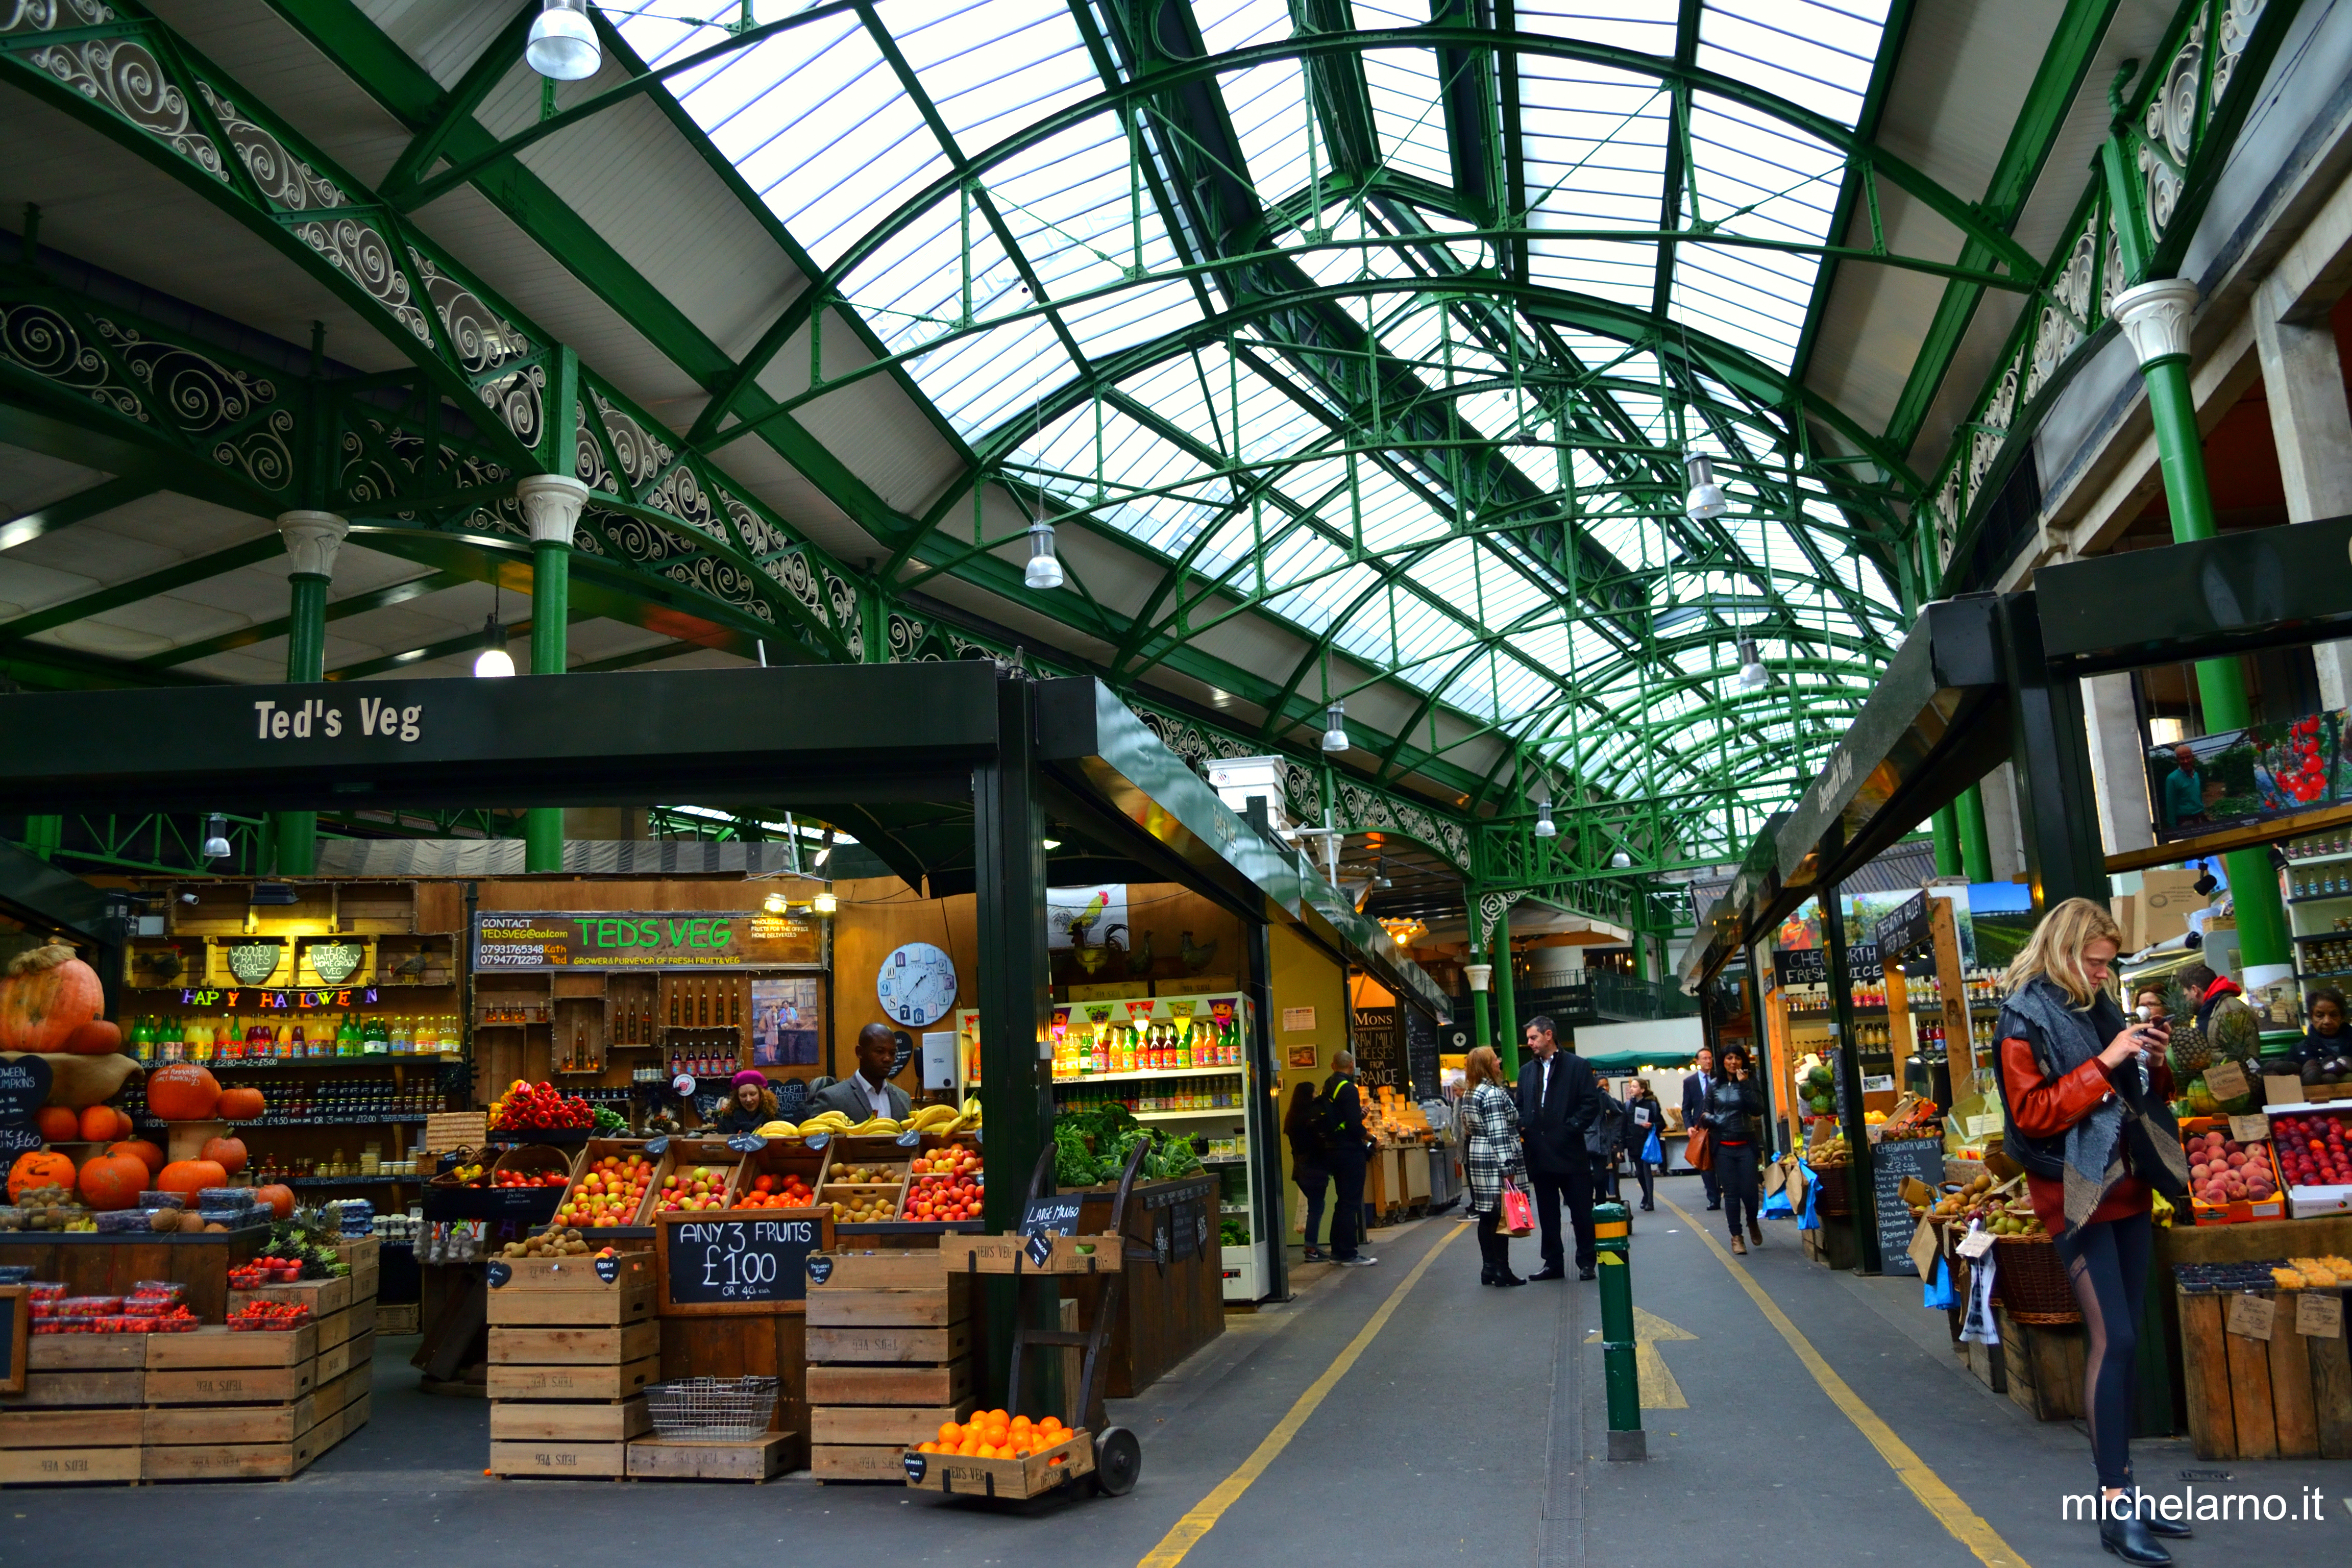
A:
1993,1235,2081,1324
644,1376,780,1440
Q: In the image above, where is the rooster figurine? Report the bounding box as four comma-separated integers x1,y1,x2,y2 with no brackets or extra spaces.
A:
134,947,183,983
390,950,431,981
1180,932,1218,974
1124,929,1154,978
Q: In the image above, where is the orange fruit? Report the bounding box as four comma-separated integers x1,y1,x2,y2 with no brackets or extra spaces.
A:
987,1408,1009,1424
918,1441,937,1453
937,1421,961,1443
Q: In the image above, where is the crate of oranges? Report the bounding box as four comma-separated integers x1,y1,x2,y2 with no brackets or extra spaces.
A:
903,1409,1095,1497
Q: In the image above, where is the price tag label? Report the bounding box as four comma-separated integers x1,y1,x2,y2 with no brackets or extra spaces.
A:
2296,1291,2343,1338
644,1135,670,1157
486,1261,512,1289
895,1129,923,1148
2227,1115,2269,1144
805,1255,835,1286
804,1132,829,1151
726,1133,767,1154
594,1256,619,1284
1955,1228,1996,1260
902,1451,928,1483
2205,1061,2250,1102
2226,1292,2276,1341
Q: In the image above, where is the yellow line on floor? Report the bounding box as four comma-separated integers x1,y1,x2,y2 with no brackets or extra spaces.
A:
1136,1225,1460,1568
1664,1199,2030,1568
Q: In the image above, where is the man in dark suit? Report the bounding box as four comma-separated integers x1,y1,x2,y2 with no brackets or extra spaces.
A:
1681,1047,1720,1210
1516,1014,1604,1280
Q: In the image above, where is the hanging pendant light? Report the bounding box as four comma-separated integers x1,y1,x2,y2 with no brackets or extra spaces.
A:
526,0,601,81
1609,848,1632,869
473,594,515,678
1023,517,1064,590
1320,700,1348,753
1534,793,1557,838
1734,636,1769,691
1683,452,1729,521
200,814,232,862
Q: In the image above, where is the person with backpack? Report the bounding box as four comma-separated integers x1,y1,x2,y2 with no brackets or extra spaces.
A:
1317,1050,1377,1266
1283,1080,1330,1263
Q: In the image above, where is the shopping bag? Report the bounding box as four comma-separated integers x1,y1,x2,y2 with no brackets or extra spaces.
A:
1795,1159,1821,1232
1642,1126,1663,1165
1921,1255,1955,1311
1501,1180,1534,1238
1685,1125,1713,1171
1761,1171,1795,1219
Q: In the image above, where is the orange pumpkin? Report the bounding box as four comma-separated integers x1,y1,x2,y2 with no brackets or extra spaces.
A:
155,1159,227,1197
0,944,103,1052
146,1063,221,1121
252,1182,296,1219
76,1152,147,1211
215,1086,266,1120
35,1106,80,1143
61,1017,121,1056
8,1149,78,1200
107,1138,166,1178
199,1135,247,1175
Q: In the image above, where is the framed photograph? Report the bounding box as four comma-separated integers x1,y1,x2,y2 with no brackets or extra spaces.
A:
1287,1044,1319,1068
750,975,822,1067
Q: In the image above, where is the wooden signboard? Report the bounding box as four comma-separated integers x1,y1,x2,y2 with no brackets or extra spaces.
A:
1929,895,1974,1082
656,1211,830,1314
0,1285,26,1394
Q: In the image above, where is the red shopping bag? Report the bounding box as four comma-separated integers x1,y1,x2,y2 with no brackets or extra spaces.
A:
1501,1180,1534,1238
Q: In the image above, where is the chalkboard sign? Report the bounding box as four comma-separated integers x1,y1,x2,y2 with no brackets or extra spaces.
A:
1874,892,1932,962
1773,948,1825,988
775,1078,810,1118
1405,1006,1439,1100
1171,1195,1205,1262
0,1056,53,1160
1351,1006,1402,1089
1870,1138,1946,1277
0,1285,23,1395
661,1215,824,1310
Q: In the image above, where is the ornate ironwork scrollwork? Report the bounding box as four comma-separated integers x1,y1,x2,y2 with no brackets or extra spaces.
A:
289,217,432,346
197,84,344,211
1,302,141,419
823,570,862,660
592,389,670,492
25,36,224,182
2,2,119,37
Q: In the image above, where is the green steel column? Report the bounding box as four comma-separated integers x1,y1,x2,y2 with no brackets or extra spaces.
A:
1466,904,1494,1071
1955,786,1993,883
274,511,346,876
1594,1200,1643,1461
21,816,62,861
1931,806,1962,877
2107,275,2292,976
1492,902,1520,1080
518,476,589,874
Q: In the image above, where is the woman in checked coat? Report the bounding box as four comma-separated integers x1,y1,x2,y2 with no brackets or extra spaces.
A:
1460,1045,1527,1287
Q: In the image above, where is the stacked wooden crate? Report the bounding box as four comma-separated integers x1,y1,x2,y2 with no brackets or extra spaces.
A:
0,1323,368,1482
806,1253,974,1482
228,1237,381,1442
485,1252,659,1478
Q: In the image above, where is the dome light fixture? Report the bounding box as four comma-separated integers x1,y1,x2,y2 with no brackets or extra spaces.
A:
1534,796,1556,838
1734,636,1769,691
1609,848,1632,869
200,814,232,863
812,888,838,916
473,610,515,678
1320,701,1349,753
1683,452,1729,521
526,0,601,81
762,890,790,916
1023,517,1064,590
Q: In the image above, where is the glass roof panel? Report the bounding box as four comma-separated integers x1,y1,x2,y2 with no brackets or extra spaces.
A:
603,0,1927,852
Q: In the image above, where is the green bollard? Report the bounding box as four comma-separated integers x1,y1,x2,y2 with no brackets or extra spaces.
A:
1593,1199,1645,1461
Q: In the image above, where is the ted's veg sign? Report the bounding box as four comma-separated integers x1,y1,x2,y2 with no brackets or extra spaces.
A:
472,912,819,971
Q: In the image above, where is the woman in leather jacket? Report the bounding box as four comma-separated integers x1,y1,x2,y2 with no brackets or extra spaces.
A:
1993,897,2184,1566
1703,1045,1767,1254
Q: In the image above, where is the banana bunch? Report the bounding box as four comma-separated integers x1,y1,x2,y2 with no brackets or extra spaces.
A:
754,1120,799,1138
910,1102,963,1134
846,1116,903,1135
799,1109,855,1135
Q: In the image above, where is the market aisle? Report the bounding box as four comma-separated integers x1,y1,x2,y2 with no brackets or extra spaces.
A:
1578,1196,2347,1568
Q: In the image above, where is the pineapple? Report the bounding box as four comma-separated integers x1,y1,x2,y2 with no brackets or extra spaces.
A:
2209,996,2261,1063
2163,978,2210,1078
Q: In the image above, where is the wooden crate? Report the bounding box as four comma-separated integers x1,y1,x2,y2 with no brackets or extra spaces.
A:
491,1396,652,1443
1990,1306,2087,1423
811,1398,976,1447
0,1446,144,1485
148,1324,318,1368
231,1273,355,1317
494,1252,655,1291
488,1320,662,1366
31,1337,145,1371
337,1237,383,1271
818,1250,948,1289
377,1303,422,1335
486,1356,662,1402
939,1232,1122,1276
316,1329,375,1384
804,1324,971,1365
805,1282,969,1329
554,1139,661,1231
627,1432,790,1482
489,1279,656,1328
144,1397,322,1447
141,1429,328,1482
2,1370,144,1408
489,1439,629,1478
812,1442,916,1482
1799,1220,1860,1270
2178,1287,2352,1460
145,1362,316,1406
806,1362,972,1407
903,1429,1096,1498
0,1408,143,1448
647,1140,745,1216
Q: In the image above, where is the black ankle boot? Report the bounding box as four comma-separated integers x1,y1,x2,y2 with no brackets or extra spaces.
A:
1479,1268,1498,1286
2100,1513,2173,1565
1495,1269,1526,1286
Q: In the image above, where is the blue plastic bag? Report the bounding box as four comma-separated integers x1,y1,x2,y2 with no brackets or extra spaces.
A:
1796,1159,1822,1232
1761,1172,1795,1218
1921,1254,1954,1310
1643,1126,1663,1165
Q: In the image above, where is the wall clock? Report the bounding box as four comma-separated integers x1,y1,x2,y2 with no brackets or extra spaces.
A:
876,941,957,1027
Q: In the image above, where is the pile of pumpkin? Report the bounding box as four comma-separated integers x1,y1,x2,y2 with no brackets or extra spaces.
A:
7,1061,287,1223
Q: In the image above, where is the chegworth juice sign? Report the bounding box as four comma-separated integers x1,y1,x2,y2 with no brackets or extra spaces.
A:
472,912,818,970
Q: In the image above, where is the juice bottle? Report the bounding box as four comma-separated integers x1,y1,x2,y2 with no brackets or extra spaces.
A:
1174,1024,1192,1071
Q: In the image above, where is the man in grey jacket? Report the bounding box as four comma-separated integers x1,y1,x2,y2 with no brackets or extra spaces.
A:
808,1022,914,1123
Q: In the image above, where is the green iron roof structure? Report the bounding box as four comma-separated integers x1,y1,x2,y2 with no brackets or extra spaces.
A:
0,0,2303,902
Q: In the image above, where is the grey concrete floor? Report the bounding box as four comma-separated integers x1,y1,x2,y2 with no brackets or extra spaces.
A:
5,1189,2346,1568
